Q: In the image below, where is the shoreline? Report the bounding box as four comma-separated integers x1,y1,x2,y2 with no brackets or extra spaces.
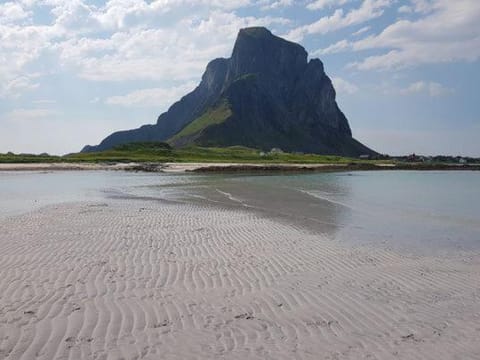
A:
0,161,479,173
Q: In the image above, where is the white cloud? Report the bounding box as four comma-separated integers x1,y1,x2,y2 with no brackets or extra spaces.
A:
261,0,293,10
344,0,480,70
314,39,350,55
400,81,453,97
0,2,31,24
396,1,436,15
105,82,197,108
352,25,370,35
331,77,359,94
408,0,436,14
316,1,480,70
92,0,170,30
0,6,64,98
306,0,351,11
92,0,257,30
57,11,289,82
0,0,290,98
287,0,392,41
397,5,412,13
0,76,40,99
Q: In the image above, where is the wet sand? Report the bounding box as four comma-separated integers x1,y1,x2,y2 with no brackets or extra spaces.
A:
0,197,479,359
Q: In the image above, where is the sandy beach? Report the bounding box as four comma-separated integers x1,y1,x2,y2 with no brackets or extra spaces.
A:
0,194,479,360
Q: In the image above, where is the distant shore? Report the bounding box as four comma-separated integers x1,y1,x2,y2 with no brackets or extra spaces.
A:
1,161,479,173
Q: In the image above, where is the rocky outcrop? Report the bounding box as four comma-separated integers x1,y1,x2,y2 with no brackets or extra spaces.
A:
83,27,375,156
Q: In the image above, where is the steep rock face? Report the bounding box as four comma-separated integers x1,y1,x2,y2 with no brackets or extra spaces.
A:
225,28,307,93
83,27,375,156
82,58,228,152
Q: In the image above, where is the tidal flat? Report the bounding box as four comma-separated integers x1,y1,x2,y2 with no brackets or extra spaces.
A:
0,170,479,359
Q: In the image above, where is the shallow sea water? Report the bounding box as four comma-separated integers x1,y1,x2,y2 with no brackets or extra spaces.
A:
1,170,479,254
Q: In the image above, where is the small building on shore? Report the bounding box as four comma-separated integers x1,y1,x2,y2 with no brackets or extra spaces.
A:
269,148,284,155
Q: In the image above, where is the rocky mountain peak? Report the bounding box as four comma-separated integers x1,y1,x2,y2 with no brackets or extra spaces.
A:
226,27,308,87
82,27,375,157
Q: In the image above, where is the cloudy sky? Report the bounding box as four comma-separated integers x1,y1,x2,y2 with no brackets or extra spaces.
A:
1,0,479,156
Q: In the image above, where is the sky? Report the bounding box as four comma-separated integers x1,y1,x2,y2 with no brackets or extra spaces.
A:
0,0,479,156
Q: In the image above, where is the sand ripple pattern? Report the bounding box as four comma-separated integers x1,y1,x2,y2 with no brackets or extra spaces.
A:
0,200,479,359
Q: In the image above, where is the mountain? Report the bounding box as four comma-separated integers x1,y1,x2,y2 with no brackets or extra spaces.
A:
82,27,375,156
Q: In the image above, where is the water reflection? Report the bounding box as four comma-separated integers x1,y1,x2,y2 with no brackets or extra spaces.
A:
0,171,188,218
152,171,480,254
180,173,351,240
1,170,479,254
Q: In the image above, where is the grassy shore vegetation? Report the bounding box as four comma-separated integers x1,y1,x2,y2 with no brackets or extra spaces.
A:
2,142,477,167
0,152,62,163
0,142,365,164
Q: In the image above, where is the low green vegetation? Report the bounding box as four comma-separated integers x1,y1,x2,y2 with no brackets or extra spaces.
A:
170,100,232,142
164,146,357,164
111,142,172,152
67,143,360,164
0,142,367,164
3,143,478,168
0,152,61,163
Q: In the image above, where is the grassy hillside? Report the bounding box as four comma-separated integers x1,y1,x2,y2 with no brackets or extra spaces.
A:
169,100,232,143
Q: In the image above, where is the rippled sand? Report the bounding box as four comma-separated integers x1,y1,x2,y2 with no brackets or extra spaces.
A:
0,199,479,359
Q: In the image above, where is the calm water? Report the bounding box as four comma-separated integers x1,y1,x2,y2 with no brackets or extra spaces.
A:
0,171,191,218
1,170,479,254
